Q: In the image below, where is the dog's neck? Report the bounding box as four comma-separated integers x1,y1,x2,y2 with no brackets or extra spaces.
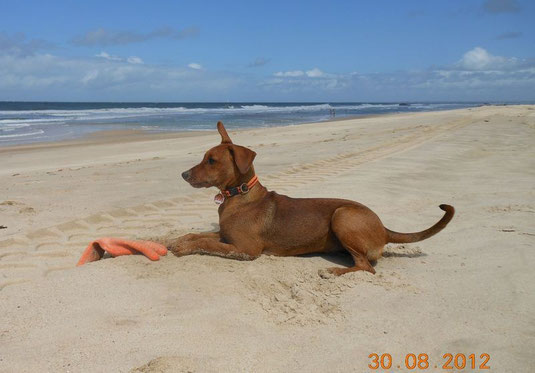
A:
220,167,256,191
217,168,266,206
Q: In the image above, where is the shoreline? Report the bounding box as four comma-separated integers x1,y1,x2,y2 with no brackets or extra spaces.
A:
0,129,210,153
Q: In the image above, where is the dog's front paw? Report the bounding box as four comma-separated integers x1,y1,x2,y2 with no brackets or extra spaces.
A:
168,241,189,256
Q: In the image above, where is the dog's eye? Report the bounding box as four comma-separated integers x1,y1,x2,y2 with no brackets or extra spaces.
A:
208,158,216,165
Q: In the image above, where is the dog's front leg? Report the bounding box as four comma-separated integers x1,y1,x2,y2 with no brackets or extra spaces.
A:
170,237,260,261
176,232,221,243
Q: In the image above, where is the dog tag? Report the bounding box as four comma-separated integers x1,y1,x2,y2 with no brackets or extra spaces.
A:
214,192,225,205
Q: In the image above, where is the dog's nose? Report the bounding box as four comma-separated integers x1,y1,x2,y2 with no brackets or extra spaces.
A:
181,170,191,181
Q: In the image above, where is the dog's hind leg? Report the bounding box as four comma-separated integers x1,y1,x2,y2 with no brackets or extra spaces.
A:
324,206,387,276
323,250,376,276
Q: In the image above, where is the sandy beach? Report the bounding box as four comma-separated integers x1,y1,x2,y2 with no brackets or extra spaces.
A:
0,106,534,372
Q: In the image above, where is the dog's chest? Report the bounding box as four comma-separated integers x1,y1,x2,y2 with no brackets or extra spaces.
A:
218,199,270,241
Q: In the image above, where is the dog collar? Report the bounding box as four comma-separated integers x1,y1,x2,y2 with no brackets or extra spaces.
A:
214,175,259,204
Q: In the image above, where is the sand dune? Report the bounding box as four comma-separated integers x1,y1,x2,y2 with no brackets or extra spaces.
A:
1,106,534,372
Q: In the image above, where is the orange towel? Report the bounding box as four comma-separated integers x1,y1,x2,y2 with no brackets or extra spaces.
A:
77,238,167,266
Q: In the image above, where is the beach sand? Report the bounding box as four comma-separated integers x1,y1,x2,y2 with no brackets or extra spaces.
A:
1,106,534,372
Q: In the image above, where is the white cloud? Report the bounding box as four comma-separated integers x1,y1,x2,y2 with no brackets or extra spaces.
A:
274,70,304,77
81,70,99,84
96,52,143,64
127,56,143,64
457,47,518,70
0,46,533,101
95,51,122,61
262,76,345,92
188,62,202,70
274,68,325,78
306,68,324,77
262,47,535,100
0,53,241,101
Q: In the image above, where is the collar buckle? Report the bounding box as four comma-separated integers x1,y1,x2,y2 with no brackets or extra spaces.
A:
239,183,249,194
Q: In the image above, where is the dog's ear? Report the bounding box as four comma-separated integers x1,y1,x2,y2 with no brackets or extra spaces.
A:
230,145,256,174
217,121,233,144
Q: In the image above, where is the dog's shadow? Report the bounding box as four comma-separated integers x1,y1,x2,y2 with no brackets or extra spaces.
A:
300,245,427,267
299,252,355,267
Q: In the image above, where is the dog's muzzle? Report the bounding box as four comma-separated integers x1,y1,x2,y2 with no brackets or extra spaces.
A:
181,170,191,181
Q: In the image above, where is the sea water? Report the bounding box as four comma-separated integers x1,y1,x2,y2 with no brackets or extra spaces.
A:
0,102,483,146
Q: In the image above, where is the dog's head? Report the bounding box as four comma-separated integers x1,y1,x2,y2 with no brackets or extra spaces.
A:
181,122,256,190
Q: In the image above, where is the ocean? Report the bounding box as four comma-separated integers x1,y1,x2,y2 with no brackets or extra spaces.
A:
0,102,483,146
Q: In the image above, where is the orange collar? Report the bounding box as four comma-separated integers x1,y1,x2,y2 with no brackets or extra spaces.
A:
214,175,258,204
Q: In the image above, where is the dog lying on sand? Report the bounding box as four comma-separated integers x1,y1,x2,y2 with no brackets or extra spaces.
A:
173,121,454,276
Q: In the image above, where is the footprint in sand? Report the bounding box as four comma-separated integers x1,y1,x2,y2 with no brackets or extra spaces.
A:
1,200,36,214
19,207,36,214
1,200,21,206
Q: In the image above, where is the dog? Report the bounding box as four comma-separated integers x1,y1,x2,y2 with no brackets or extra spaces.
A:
174,121,454,276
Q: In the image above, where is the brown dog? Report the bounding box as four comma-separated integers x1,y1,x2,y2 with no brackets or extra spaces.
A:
175,122,454,276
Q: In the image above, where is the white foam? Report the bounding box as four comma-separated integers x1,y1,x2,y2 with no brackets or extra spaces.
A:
0,103,387,123
0,129,45,139
0,118,67,126
0,103,468,132
0,104,334,128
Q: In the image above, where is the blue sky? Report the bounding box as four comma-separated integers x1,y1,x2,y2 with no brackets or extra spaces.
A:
1,0,534,101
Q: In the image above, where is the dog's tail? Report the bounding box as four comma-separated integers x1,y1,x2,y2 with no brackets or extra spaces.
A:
386,204,454,244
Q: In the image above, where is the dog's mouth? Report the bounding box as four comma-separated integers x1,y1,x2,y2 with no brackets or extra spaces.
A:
188,180,212,188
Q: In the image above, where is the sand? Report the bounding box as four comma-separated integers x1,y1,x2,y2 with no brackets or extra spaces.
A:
0,106,534,372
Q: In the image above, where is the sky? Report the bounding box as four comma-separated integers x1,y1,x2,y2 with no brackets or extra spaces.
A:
1,0,534,102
